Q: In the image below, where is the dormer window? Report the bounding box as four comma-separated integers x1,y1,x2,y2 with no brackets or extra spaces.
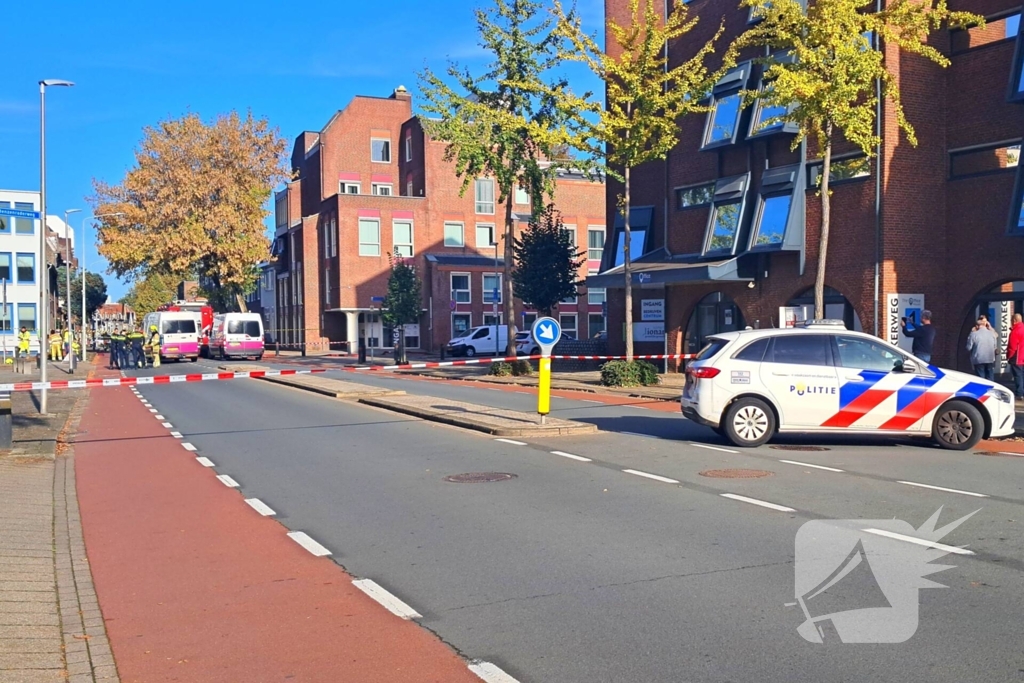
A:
701,63,751,151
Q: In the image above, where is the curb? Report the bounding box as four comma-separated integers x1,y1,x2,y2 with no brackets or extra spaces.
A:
257,374,405,399
403,370,681,402
357,396,598,437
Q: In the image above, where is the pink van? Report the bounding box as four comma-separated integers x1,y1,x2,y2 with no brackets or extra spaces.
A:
210,313,265,361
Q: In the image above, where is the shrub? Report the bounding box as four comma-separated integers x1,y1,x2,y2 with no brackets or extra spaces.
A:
511,359,534,376
600,359,661,387
489,361,513,377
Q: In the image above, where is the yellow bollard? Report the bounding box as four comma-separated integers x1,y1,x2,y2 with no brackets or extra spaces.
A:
537,357,551,423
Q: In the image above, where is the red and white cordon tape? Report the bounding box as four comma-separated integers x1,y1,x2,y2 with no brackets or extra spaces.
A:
0,354,695,393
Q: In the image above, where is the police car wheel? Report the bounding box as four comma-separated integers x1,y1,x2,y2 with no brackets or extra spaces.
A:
932,400,983,451
723,398,775,448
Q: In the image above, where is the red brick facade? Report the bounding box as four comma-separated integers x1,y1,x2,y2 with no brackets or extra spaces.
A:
600,0,1024,373
275,88,606,353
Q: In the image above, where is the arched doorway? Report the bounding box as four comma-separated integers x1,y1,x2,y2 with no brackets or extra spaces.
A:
684,292,745,354
958,281,1024,376
787,286,863,332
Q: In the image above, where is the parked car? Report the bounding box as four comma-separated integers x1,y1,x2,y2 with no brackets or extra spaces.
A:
516,331,575,356
680,320,1015,450
209,313,265,361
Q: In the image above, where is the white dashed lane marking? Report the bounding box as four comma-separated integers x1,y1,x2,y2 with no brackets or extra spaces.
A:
862,528,975,556
623,469,679,484
689,443,739,454
244,498,276,516
181,443,197,452
494,439,527,446
170,432,183,439
720,493,795,513
779,459,845,473
195,457,216,468
550,451,592,462
352,579,423,620
469,661,521,683
287,531,331,557
216,474,239,488
161,422,173,429
897,481,989,498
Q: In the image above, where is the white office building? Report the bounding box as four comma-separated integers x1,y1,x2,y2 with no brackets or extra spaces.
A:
0,189,44,357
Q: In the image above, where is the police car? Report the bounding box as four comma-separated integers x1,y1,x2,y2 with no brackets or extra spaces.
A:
681,321,1015,450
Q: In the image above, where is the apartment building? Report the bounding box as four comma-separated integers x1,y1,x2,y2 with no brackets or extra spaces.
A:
591,0,1024,373
0,190,48,357
274,87,606,353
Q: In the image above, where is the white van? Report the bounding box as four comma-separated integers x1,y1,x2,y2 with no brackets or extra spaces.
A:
142,311,200,362
210,313,265,361
446,325,511,357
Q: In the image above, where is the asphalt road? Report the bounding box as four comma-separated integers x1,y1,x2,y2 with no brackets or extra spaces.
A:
122,359,1024,682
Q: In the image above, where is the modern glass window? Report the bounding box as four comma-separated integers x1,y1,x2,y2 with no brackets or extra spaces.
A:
750,96,788,136
341,182,360,194
405,134,413,162
559,313,577,338
951,12,1019,54
393,221,414,257
515,186,530,205
372,184,393,196
17,304,36,333
475,179,495,214
16,254,34,283
676,184,714,209
588,287,606,305
358,219,380,257
587,228,605,261
483,313,503,326
14,203,34,234
0,253,10,282
476,224,496,247
444,222,465,247
452,313,471,336
808,156,871,188
588,313,606,339
0,203,8,234
371,138,391,163
451,274,471,303
752,194,792,247
562,225,576,246
613,230,646,267
767,334,831,366
704,92,742,147
706,203,742,254
950,142,1020,178
407,178,414,196
483,273,502,303
0,302,10,333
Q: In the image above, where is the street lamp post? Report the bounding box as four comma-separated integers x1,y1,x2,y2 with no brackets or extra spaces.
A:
63,208,81,373
79,213,122,364
494,237,500,357
39,79,75,415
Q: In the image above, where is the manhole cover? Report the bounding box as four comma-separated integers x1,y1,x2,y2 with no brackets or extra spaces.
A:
700,469,774,479
770,445,831,452
444,472,518,484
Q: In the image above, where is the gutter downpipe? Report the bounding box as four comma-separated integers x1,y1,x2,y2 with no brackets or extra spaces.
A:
873,1,884,338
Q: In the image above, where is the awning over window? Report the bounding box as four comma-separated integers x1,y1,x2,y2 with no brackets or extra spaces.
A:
586,252,754,289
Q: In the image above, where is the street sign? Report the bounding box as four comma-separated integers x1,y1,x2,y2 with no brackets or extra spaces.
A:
0,208,40,220
371,296,385,304
530,316,562,421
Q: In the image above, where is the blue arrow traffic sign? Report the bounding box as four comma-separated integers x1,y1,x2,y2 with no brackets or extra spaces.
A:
531,316,562,355
0,208,40,219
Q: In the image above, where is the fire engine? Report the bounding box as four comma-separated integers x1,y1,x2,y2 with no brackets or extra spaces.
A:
156,300,215,356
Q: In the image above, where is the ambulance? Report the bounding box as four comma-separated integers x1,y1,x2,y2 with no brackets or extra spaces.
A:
681,321,1015,450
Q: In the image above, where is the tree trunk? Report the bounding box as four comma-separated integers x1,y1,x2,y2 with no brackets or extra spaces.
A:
814,123,834,321
236,292,248,313
504,189,516,357
624,165,634,363
399,328,407,365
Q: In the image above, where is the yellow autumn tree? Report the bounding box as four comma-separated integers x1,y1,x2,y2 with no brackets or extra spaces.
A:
553,0,730,361
736,0,982,319
92,111,290,310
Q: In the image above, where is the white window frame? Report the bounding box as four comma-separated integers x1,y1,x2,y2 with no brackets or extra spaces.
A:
358,218,381,257
325,266,331,308
444,222,465,248
559,313,578,338
341,182,360,195
476,223,496,248
372,183,393,196
483,273,502,304
587,227,606,261
331,216,337,257
562,224,577,246
371,138,391,163
515,186,530,205
587,287,606,305
393,220,414,257
451,273,471,304
483,313,503,327
475,178,495,214
405,134,412,162
452,312,472,337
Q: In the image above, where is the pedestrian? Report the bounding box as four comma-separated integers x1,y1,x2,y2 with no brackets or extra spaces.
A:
966,313,999,380
16,326,31,369
901,309,936,364
147,325,161,368
48,329,63,362
1007,313,1024,400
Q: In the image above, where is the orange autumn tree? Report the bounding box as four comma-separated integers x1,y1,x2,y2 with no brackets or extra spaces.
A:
92,111,290,310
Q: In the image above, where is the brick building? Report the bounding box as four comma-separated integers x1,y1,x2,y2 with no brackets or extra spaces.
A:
591,0,1024,374
274,87,606,353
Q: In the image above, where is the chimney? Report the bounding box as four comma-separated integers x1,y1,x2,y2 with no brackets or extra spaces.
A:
391,85,411,101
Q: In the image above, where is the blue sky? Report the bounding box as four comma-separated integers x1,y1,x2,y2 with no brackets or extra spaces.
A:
0,0,604,302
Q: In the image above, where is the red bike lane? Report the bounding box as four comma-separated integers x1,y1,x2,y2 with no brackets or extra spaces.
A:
74,364,482,683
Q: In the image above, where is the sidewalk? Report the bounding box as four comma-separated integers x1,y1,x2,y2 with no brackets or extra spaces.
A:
0,360,119,683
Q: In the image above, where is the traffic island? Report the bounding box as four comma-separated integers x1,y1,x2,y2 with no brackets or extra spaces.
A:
358,394,597,437
256,373,406,400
